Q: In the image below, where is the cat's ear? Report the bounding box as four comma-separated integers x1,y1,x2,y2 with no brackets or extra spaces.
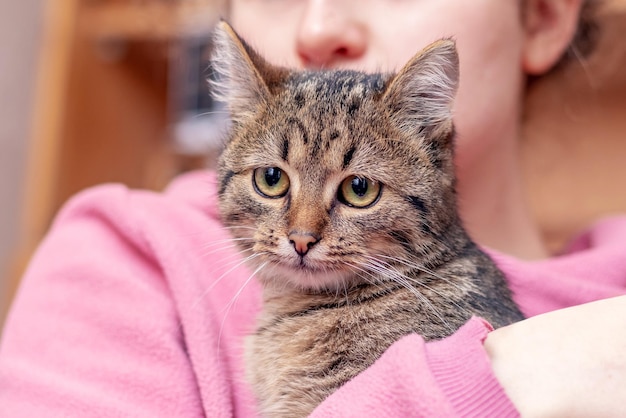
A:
211,21,287,123
381,39,459,139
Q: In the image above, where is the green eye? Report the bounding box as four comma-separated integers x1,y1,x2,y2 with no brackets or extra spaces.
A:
253,167,290,198
338,176,381,208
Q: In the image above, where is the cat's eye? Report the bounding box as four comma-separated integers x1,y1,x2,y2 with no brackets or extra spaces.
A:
338,176,381,208
253,167,290,198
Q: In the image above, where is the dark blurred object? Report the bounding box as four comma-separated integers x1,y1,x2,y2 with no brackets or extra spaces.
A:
169,35,228,161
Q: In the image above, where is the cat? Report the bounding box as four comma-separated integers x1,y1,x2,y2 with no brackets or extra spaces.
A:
212,21,524,418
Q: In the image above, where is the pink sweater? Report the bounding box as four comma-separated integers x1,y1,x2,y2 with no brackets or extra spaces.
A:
2,170,626,417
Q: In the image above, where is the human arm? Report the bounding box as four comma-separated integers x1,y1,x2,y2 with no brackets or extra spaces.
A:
1,179,513,417
309,296,626,418
310,317,519,418
6,175,626,417
485,295,626,418
0,186,207,417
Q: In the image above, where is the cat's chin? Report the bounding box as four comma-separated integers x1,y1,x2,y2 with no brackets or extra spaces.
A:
256,259,357,292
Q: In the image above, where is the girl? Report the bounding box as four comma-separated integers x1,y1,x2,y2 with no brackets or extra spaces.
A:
2,0,625,416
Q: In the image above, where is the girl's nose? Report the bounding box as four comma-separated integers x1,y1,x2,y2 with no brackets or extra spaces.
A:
296,0,367,69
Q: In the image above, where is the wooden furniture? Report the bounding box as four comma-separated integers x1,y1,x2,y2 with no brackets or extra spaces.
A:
5,0,224,317
5,0,626,317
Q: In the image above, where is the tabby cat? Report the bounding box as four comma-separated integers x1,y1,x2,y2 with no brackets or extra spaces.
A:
212,21,524,418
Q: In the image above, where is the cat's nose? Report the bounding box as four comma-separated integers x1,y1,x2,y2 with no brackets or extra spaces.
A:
288,232,321,257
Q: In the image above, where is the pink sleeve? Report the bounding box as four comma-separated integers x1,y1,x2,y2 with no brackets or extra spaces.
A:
0,186,206,417
1,176,521,417
311,317,519,418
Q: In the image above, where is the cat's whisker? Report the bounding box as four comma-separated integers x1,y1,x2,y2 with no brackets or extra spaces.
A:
367,255,450,296
342,282,350,309
367,255,467,318
376,254,467,293
217,260,268,356
191,109,231,118
358,259,426,301
198,236,255,250
344,262,395,294
359,256,455,333
175,222,254,242
200,247,255,270
345,260,446,330
222,225,258,232
220,260,267,317
198,242,251,259
342,264,387,320
198,241,255,258
191,251,263,310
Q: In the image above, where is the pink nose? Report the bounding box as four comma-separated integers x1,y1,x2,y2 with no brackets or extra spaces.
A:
288,232,320,256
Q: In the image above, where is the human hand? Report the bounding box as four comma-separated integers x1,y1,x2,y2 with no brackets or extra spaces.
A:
484,296,626,417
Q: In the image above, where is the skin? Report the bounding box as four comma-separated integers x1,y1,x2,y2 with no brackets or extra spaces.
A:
229,0,626,415
231,0,545,260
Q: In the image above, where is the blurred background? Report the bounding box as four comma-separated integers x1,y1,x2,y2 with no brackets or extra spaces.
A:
1,1,45,329
1,0,626,330
0,0,229,328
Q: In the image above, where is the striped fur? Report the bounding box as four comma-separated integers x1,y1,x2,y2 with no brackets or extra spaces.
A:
213,22,523,417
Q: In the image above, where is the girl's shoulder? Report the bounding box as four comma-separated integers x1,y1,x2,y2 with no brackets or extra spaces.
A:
489,215,626,317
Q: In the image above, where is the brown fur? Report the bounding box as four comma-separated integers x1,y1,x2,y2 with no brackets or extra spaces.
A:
212,21,524,417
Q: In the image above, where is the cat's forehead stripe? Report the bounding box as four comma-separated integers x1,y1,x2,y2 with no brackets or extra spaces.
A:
281,135,289,161
269,72,389,172
342,146,356,170
288,71,386,99
286,117,309,144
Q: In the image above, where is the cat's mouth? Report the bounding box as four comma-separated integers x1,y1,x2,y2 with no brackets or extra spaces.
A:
280,255,327,275
258,253,355,291
296,257,312,269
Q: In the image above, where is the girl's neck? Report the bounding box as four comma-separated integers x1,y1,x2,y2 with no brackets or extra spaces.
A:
456,122,548,261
